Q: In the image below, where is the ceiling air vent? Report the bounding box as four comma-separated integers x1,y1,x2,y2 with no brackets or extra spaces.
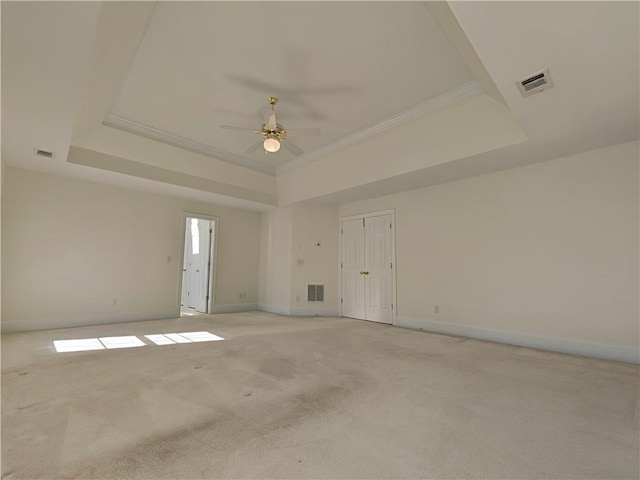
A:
34,148,55,159
517,69,553,97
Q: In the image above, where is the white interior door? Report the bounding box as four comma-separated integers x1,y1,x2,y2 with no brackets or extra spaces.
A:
181,218,212,313
341,219,366,320
364,214,393,323
181,224,190,305
341,213,394,324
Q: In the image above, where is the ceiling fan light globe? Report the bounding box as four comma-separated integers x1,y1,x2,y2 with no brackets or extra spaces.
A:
263,137,280,153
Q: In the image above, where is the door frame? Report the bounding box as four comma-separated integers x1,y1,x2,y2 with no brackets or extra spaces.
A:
177,212,219,314
339,209,397,325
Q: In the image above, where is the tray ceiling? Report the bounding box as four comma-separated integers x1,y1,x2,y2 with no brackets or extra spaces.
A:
108,1,473,171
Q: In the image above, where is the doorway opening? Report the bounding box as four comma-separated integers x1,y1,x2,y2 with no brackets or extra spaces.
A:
180,215,217,315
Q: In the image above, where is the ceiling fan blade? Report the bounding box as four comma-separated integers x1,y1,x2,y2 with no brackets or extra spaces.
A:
219,125,260,133
283,140,304,156
223,74,343,121
246,139,263,153
262,108,277,129
286,128,321,137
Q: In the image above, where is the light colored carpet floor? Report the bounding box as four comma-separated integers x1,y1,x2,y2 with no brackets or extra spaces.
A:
1,312,638,479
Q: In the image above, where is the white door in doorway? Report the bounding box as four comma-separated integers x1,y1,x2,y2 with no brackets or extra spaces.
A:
341,213,394,324
341,218,366,319
182,218,213,313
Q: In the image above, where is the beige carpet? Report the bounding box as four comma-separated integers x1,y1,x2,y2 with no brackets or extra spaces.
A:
2,312,638,479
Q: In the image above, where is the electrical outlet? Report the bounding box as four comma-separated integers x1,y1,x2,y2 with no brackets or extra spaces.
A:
434,305,439,313
112,298,119,306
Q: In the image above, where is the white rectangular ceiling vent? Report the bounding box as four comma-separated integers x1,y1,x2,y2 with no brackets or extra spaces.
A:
517,69,553,97
34,148,55,159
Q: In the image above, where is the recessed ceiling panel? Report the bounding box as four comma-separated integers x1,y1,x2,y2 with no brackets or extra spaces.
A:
109,1,472,169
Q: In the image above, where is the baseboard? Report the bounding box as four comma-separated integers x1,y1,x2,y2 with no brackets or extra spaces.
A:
211,303,258,314
257,304,339,317
288,305,339,317
258,304,291,316
395,316,640,364
1,310,179,334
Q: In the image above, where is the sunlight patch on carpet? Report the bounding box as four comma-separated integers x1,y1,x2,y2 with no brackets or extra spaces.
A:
53,338,105,352
99,336,146,349
54,332,224,352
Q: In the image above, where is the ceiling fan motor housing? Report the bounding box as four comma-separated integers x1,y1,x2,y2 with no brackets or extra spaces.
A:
261,123,287,140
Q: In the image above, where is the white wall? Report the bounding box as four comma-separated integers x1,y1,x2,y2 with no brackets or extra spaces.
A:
1,167,261,332
289,203,339,315
259,202,339,315
340,141,639,360
259,206,293,313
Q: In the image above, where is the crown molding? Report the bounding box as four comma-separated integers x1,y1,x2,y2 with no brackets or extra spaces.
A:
277,80,483,174
102,114,276,175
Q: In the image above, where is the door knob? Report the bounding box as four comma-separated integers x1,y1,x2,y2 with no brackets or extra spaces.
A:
183,269,187,272
196,269,200,272
364,271,369,275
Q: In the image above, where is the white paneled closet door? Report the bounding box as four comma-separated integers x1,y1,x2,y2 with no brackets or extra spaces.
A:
341,213,394,324
365,214,393,324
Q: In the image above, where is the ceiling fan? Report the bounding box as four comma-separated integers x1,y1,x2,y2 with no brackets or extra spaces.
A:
219,97,320,155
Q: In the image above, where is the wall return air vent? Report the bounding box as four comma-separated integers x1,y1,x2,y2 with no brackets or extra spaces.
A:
517,69,553,97
307,284,324,302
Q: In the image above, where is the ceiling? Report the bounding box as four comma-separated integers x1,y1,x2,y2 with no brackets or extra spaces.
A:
108,2,472,170
2,1,638,211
